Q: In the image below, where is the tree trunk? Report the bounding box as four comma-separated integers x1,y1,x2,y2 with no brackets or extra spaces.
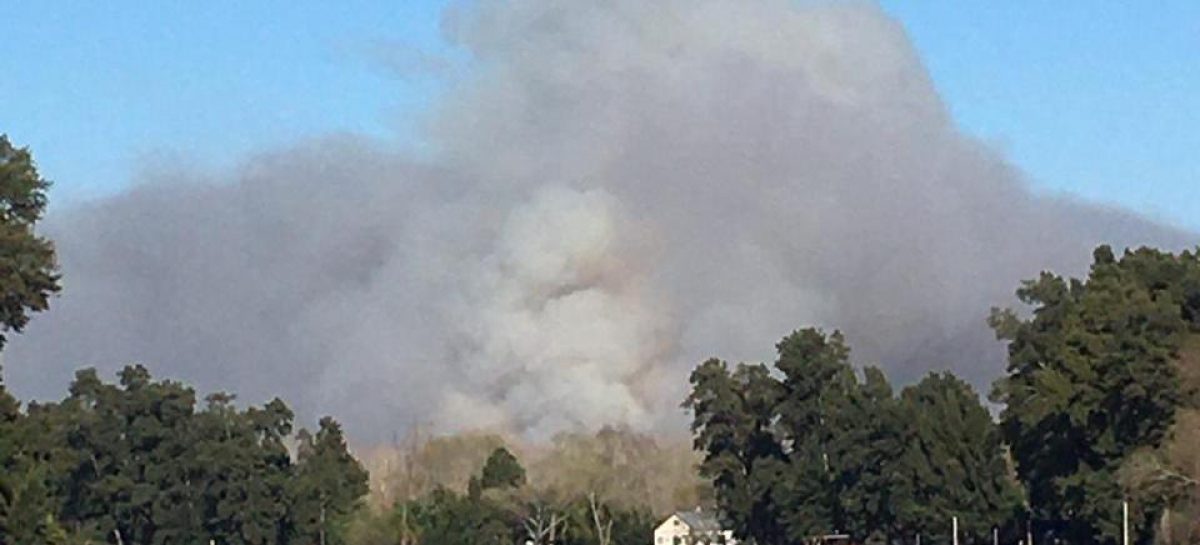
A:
400,502,410,545
1160,505,1170,545
589,492,613,545
319,502,327,545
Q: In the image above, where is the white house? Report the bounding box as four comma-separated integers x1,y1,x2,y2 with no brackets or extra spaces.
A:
653,509,735,545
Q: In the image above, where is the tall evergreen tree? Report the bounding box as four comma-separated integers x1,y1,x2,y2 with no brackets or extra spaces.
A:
0,134,60,349
772,329,859,542
895,373,1022,543
291,417,369,545
685,358,786,545
191,394,295,545
831,367,909,542
689,328,1020,544
0,134,62,541
479,447,526,491
7,365,365,545
991,246,1200,544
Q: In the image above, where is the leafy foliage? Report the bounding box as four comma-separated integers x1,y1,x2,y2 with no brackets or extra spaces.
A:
0,134,60,349
480,446,526,490
292,417,371,545
348,443,655,545
0,134,64,543
991,246,1200,544
686,329,1020,544
3,151,1196,545
0,365,367,544
895,373,1023,540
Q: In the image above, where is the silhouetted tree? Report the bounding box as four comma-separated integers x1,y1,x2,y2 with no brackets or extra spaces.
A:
291,417,370,545
0,134,60,350
992,246,1200,543
480,447,526,490
688,328,1018,544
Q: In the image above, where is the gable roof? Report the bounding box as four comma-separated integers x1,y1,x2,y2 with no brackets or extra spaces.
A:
673,510,724,532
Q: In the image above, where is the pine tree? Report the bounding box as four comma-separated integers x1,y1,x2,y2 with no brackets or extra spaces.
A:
479,447,526,490
291,417,369,545
992,246,1200,543
895,373,1022,543
0,134,60,349
688,328,1021,544
0,134,62,541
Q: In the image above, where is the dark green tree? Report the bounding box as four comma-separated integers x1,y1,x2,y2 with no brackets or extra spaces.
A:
0,134,62,542
772,329,859,542
191,394,295,545
16,365,344,545
559,494,655,545
829,367,909,542
602,503,655,545
895,373,1022,543
479,447,526,490
291,417,370,545
0,451,61,544
0,375,21,531
689,328,1021,544
685,358,786,545
3,361,377,545
0,134,60,350
991,246,1200,544
398,487,515,545
46,365,201,544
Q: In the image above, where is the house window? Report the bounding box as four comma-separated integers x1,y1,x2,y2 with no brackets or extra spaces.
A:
674,537,682,545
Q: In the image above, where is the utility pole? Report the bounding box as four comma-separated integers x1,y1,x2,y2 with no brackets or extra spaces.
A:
953,516,959,545
1123,500,1130,545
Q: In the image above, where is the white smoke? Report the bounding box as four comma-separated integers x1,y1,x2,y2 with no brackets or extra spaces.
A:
7,0,1195,439
440,186,671,437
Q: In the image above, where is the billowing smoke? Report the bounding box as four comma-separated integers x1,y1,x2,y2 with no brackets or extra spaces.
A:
7,0,1195,439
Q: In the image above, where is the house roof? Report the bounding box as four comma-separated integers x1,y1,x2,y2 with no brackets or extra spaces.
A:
673,510,724,532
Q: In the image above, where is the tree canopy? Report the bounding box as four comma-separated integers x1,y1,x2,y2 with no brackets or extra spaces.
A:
686,328,1021,545
991,245,1200,544
0,365,368,544
3,138,1197,545
480,447,527,491
0,134,60,350
0,134,65,544
347,444,654,545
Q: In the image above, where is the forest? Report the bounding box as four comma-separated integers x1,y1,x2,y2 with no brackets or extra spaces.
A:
687,244,1200,544
2,132,1200,545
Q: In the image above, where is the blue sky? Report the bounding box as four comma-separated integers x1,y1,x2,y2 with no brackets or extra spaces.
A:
3,2,1198,230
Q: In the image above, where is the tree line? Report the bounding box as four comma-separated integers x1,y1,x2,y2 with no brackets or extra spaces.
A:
359,426,707,519
4,133,1200,545
686,330,1019,545
0,365,369,544
687,246,1200,544
0,135,370,544
347,446,657,545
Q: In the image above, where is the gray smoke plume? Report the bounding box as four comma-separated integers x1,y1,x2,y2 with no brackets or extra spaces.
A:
7,0,1195,440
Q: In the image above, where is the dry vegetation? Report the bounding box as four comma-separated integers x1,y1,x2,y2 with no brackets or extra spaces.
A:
356,426,708,516
1164,334,1200,542
1163,410,1200,542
